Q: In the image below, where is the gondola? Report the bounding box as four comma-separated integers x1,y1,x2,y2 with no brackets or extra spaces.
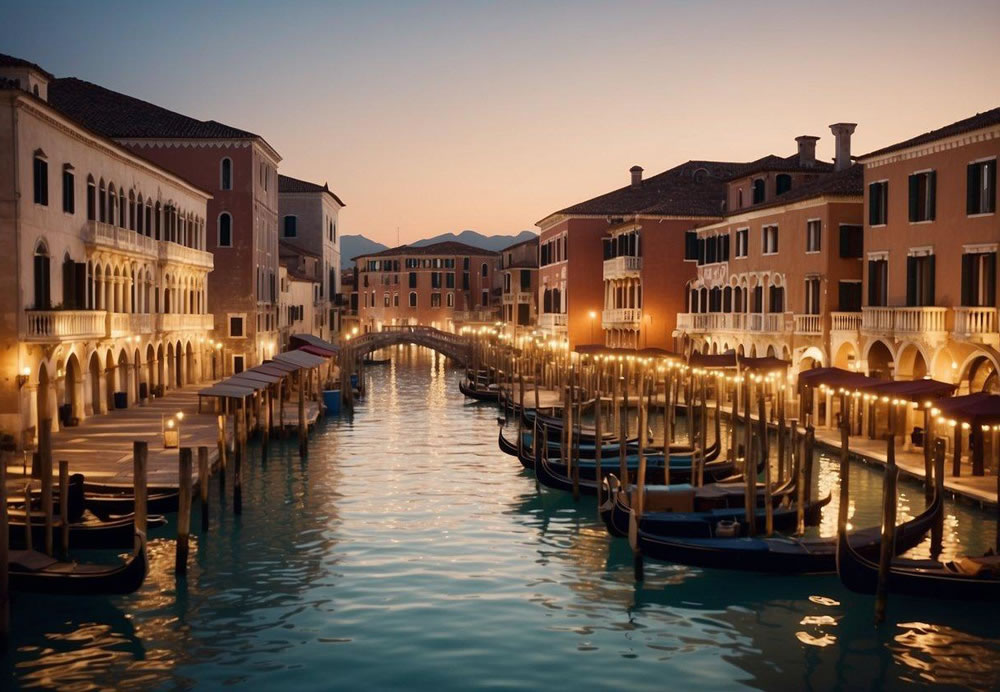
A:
528,434,733,496
8,530,148,595
362,357,391,366
458,378,501,402
499,427,693,460
8,510,166,550
836,520,1000,601
636,489,942,573
12,476,180,523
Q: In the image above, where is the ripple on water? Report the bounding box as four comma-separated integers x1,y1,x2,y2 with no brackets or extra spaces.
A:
3,346,999,691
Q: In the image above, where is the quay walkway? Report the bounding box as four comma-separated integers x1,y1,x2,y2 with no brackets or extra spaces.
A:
3,384,322,489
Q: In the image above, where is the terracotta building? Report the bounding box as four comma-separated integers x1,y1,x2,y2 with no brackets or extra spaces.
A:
0,55,216,446
498,235,538,332
353,241,497,332
676,125,865,375
857,107,1000,391
536,160,750,349
48,76,283,376
278,173,345,341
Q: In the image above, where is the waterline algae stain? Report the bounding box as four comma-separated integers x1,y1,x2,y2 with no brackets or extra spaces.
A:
4,347,999,690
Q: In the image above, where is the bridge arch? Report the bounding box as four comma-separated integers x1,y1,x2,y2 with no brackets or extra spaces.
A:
348,326,472,365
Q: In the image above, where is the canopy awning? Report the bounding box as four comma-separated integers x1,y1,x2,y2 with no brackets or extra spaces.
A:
689,352,737,369
933,393,1000,429
797,366,882,391
290,333,340,353
574,345,679,359
272,350,327,369
236,369,282,385
262,359,298,374
739,356,790,372
198,382,257,399
226,374,269,391
299,344,337,358
251,363,290,378
859,378,957,403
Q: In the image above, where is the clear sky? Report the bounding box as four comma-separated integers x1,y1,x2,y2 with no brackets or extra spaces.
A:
4,1,999,245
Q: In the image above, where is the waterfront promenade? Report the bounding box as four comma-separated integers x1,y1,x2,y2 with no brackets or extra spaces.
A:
3,385,323,489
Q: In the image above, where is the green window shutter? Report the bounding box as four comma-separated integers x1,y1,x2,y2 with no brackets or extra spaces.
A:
869,183,879,225
961,253,974,306
988,161,997,214
908,175,919,222
906,256,917,306
967,163,980,215
927,171,936,220
926,254,936,305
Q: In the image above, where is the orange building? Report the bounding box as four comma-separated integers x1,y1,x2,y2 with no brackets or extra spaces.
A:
676,125,865,374
857,107,1000,391
353,241,497,333
536,161,751,350
498,235,538,332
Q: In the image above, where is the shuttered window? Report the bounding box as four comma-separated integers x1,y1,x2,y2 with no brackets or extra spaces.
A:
908,171,936,222
33,156,48,206
967,160,997,215
868,181,888,225
839,225,863,258
867,259,888,307
961,252,997,307
905,254,935,306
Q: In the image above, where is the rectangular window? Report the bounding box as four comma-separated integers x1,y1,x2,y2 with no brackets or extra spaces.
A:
446,272,455,289
684,231,698,261
62,168,74,214
384,293,390,307
408,272,417,289
804,277,821,314
229,316,244,337
839,281,862,312
839,225,863,258
283,216,297,237
520,269,531,291
961,251,997,307
905,253,935,306
868,181,888,225
393,293,399,306
735,228,748,258
431,293,441,307
908,171,936,222
33,156,48,206
481,289,489,306
867,258,888,307
431,272,441,289
447,292,454,307
806,220,821,253
233,355,245,375
967,160,997,215
409,292,417,307
762,225,779,255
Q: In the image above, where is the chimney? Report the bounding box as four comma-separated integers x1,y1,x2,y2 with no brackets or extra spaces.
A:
795,136,819,168
829,123,857,171
630,165,643,189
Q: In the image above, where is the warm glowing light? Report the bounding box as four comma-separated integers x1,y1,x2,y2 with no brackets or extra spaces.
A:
166,419,175,429
21,366,30,377
176,411,184,421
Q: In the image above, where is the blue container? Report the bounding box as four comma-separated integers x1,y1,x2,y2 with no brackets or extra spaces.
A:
322,389,342,415
350,373,359,388
113,391,128,409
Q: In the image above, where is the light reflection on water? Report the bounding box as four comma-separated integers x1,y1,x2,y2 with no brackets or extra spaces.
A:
3,345,999,691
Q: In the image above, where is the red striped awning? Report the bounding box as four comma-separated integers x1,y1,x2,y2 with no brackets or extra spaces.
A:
299,344,336,357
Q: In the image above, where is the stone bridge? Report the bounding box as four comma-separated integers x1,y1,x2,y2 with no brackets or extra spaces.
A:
348,326,472,365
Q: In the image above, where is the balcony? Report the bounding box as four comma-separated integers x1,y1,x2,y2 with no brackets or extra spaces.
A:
830,311,862,332
157,313,215,332
862,306,949,342
603,255,642,280
159,241,214,270
538,312,568,331
108,312,153,337
84,221,157,258
675,312,745,333
793,313,822,336
953,307,999,346
25,310,106,341
602,308,642,328
502,291,533,305
453,309,498,324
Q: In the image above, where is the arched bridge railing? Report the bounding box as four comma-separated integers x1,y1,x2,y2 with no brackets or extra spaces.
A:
348,326,472,365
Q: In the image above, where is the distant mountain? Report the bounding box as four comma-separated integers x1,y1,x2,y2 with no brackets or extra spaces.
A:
411,230,537,252
341,230,537,269
341,235,388,268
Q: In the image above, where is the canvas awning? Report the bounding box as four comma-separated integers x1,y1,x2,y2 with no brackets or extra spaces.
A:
226,374,269,391
797,367,882,391
739,356,790,372
290,333,340,353
574,345,679,359
859,378,957,403
198,382,257,399
689,352,738,369
272,350,327,369
932,393,1000,428
236,369,282,385
299,344,337,357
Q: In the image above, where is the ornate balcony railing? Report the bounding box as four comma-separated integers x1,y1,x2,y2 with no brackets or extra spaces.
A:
603,255,642,280
157,313,215,332
602,308,642,327
108,312,153,337
953,306,998,345
84,221,157,257
25,310,106,341
830,312,862,331
159,241,214,269
862,306,948,337
538,313,568,330
793,313,822,335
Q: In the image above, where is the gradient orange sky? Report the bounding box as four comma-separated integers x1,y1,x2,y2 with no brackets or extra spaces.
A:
5,1,1000,245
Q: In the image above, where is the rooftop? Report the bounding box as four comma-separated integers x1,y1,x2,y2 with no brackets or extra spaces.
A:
354,240,499,262
722,163,864,217
278,173,346,207
0,52,54,80
724,153,834,180
860,106,1000,159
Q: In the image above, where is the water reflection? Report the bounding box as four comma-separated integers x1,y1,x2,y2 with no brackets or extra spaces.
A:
3,346,999,690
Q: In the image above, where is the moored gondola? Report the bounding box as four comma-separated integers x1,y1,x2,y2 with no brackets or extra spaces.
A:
8,510,166,550
362,357,391,366
636,489,942,573
8,530,148,595
458,378,501,402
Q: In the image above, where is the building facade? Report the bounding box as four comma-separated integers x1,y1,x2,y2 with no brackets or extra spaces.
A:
278,262,321,348
676,125,865,374
278,174,344,342
48,75,283,376
498,235,538,333
354,241,497,332
857,108,1000,392
0,57,216,446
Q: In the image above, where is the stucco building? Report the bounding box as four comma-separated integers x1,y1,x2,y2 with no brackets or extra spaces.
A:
498,235,538,333
676,125,865,374
354,241,497,332
0,55,215,447
278,173,344,342
47,73,282,376
857,107,1000,392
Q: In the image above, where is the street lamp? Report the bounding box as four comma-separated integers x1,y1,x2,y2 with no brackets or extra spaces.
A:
588,310,597,345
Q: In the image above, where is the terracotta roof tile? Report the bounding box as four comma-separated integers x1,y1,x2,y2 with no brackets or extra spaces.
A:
0,53,53,80
278,173,345,206
860,107,1000,159
354,240,499,261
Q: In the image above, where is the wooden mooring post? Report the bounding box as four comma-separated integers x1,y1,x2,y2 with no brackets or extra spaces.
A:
298,371,308,458
1,451,9,649
58,460,69,558
176,447,193,576
234,400,244,515
39,419,54,556
199,446,210,531
133,441,148,551
875,406,900,625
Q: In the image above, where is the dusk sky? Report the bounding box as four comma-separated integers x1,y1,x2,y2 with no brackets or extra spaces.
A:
4,1,1000,245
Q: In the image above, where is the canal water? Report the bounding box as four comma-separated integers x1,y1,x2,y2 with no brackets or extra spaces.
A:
4,346,999,690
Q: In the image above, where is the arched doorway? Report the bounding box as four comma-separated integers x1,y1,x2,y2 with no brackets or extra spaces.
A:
65,353,83,421
896,344,928,380
37,362,52,429
967,355,1000,393
175,340,183,386
833,341,858,370
88,352,102,415
867,340,895,380
165,343,174,392
133,348,141,403
766,344,776,357
104,351,116,411
116,349,129,406
185,341,195,384
145,344,156,398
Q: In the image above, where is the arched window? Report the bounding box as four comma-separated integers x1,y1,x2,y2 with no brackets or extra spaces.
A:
481,262,488,277
108,183,117,225
86,176,96,221
99,180,107,222
220,157,233,191
218,212,232,247
154,202,161,239
409,291,417,307
136,194,144,234
33,240,51,309
776,174,792,195
119,188,127,228
128,190,136,230
144,202,152,237
33,149,48,206
752,178,766,205
543,289,552,313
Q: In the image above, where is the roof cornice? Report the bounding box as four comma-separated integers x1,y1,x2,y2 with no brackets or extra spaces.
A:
859,125,1000,168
